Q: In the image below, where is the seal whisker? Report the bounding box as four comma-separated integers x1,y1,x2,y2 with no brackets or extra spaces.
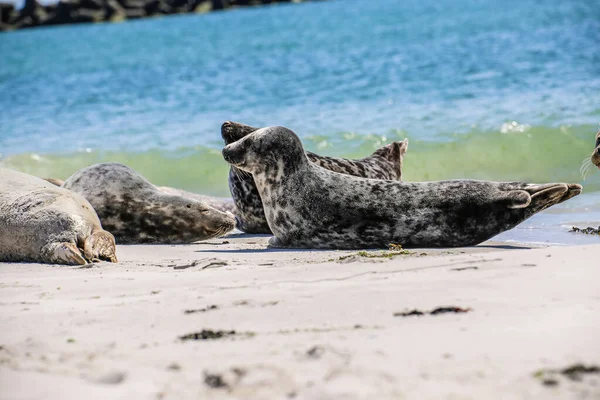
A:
580,157,593,180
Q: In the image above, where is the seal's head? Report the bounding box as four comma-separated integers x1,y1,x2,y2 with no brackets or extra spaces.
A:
593,130,600,169
222,126,308,175
139,194,236,244
221,121,258,145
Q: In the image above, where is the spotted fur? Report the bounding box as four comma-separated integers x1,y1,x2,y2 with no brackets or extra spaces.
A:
0,168,117,265
222,121,408,233
61,163,235,244
222,126,582,249
157,186,236,214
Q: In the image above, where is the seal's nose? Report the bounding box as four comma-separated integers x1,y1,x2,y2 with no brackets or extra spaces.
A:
222,145,241,165
221,121,234,144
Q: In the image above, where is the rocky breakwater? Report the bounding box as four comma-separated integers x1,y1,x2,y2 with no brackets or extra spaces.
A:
0,0,316,31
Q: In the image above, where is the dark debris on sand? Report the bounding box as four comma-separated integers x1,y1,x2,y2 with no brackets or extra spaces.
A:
569,226,600,235
184,305,219,314
179,329,236,341
204,372,229,389
534,363,600,386
394,307,472,317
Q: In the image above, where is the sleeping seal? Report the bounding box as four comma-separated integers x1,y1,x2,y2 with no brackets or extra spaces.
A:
0,168,117,265
44,178,236,214
155,186,236,214
222,126,582,249
221,121,408,234
61,163,235,244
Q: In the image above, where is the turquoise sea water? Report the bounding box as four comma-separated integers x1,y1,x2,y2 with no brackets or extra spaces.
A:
1,0,599,244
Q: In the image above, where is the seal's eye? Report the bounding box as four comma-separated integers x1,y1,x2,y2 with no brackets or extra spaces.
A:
186,204,191,209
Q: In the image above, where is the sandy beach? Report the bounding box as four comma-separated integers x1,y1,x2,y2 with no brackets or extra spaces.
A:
1,234,599,399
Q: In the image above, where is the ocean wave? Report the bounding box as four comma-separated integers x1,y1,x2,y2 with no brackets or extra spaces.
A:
1,124,599,196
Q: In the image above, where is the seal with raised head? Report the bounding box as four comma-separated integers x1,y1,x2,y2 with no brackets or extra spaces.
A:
592,129,600,169
61,163,236,244
580,129,600,179
221,121,408,234
222,126,582,249
0,168,117,265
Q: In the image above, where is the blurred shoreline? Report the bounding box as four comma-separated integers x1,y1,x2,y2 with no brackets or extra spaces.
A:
0,0,321,31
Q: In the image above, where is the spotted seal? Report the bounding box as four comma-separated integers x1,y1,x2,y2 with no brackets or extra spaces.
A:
44,178,236,214
61,163,236,244
155,186,236,214
222,126,582,249
221,121,408,234
0,168,117,265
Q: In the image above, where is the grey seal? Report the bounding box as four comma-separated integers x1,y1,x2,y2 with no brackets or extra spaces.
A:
0,168,117,265
61,163,236,244
222,126,582,249
221,121,408,234
155,186,236,214
44,178,236,214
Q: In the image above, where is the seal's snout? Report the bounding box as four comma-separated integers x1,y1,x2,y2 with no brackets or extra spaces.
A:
222,144,244,166
221,121,235,144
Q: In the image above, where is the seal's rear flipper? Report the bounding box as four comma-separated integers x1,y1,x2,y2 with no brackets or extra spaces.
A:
503,190,531,209
43,178,65,187
44,242,88,265
525,183,569,213
82,230,118,263
558,183,582,203
503,183,575,210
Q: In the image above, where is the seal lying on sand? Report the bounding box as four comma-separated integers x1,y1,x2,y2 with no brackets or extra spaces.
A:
222,126,582,249
45,178,236,214
0,168,117,265
62,163,236,244
221,121,408,234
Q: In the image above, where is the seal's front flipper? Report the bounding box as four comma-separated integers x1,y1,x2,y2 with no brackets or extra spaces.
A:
268,236,285,248
82,230,118,263
45,242,88,265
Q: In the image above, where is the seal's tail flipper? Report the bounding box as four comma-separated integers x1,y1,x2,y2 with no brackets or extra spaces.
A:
43,178,65,187
502,182,581,212
82,230,118,263
373,139,409,162
45,242,88,265
558,183,583,203
513,182,584,214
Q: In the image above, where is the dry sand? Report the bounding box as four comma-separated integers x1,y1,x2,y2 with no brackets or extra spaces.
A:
1,234,599,399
